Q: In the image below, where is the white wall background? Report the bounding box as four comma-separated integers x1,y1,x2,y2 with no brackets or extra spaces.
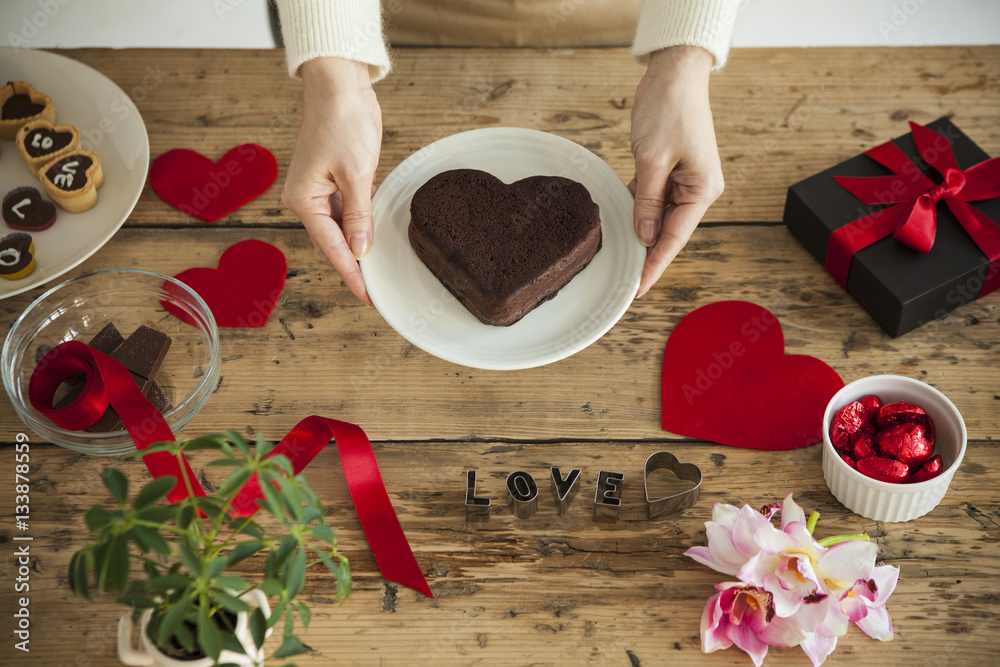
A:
2,0,998,49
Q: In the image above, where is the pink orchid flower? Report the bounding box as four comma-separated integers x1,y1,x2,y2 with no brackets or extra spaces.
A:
702,582,809,667
688,493,897,666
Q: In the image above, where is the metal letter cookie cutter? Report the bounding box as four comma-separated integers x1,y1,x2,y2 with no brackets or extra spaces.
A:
550,467,581,516
593,470,624,522
506,471,539,519
644,451,702,519
465,470,491,521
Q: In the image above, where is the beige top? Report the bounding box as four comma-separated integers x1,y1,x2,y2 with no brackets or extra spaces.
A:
275,0,740,80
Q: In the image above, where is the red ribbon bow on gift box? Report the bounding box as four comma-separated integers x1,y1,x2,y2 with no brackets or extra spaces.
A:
825,121,1000,295
28,341,433,598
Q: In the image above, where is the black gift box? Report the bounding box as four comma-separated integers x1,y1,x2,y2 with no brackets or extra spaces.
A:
784,117,1000,337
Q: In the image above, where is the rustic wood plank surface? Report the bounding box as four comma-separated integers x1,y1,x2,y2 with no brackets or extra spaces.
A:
1,46,998,667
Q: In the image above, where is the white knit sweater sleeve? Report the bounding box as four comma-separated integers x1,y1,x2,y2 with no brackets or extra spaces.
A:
632,0,741,70
275,0,391,81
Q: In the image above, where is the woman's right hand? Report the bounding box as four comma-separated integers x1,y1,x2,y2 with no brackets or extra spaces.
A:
282,57,382,306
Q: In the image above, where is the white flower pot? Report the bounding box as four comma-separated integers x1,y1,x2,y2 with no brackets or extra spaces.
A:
117,589,271,666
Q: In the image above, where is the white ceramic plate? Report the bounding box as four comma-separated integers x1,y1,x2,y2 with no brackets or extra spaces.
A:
362,128,643,370
0,47,149,300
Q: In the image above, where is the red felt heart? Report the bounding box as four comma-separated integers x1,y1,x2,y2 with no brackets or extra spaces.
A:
163,239,286,328
150,144,277,223
661,301,844,450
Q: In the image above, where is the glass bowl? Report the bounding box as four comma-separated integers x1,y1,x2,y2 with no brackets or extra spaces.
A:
2,269,220,455
822,375,967,522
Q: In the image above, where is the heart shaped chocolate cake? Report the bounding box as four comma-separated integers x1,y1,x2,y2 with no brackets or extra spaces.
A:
408,169,602,326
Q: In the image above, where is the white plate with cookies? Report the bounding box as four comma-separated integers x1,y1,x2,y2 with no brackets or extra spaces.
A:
364,127,644,370
0,47,148,300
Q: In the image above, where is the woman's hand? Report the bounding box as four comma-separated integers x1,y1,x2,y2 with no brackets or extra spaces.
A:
630,45,725,297
282,57,382,306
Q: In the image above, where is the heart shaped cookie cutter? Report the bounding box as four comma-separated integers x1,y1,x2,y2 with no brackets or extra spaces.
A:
644,451,702,519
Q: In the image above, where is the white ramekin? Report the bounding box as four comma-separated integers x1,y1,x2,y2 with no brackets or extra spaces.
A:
822,375,967,522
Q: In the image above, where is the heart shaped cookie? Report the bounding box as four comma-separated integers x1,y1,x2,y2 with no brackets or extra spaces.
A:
0,81,55,140
0,232,36,280
162,239,287,327
3,187,57,231
16,119,80,172
408,169,602,326
39,150,104,213
149,144,278,223
661,301,844,450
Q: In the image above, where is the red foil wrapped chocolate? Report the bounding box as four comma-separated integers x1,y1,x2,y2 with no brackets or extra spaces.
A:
830,401,868,452
859,394,882,426
878,422,935,465
852,430,878,460
878,400,931,430
834,395,942,483
909,454,943,483
857,456,911,483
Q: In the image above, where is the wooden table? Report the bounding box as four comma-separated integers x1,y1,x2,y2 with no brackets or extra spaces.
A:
1,46,998,666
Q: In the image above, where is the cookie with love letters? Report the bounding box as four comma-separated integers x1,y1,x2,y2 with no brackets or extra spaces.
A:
16,119,81,172
3,187,57,231
0,81,55,140
39,150,104,213
0,232,36,280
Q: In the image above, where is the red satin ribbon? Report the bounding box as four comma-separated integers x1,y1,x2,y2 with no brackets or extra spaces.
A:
825,121,1000,295
28,341,432,598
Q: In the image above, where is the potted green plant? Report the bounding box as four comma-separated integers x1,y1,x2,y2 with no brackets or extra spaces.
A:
68,431,351,666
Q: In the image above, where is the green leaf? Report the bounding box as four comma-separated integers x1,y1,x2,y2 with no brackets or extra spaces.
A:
293,600,311,631
285,547,307,601
132,525,171,556
143,560,160,580
197,597,223,661
84,505,114,533
205,557,227,580
258,578,282,597
233,520,265,540
310,524,335,543
175,620,196,654
138,505,177,523
250,607,267,650
272,637,306,659
205,458,242,468
259,477,284,521
68,550,91,601
179,542,202,576
181,435,227,452
133,476,177,509
268,454,294,475
218,468,253,498
156,591,194,645
214,574,249,591
284,602,295,640
101,468,128,505
148,574,193,596
178,504,195,530
267,600,288,630
118,592,157,609
105,534,131,594
211,590,250,615
226,542,263,568
194,496,225,521
225,429,251,458
301,506,321,526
